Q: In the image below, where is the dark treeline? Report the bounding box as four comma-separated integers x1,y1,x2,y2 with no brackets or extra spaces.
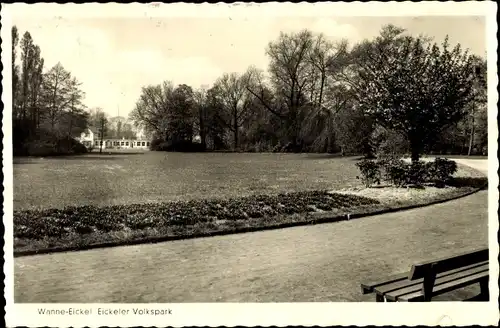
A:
130,25,487,159
11,27,131,156
12,26,90,156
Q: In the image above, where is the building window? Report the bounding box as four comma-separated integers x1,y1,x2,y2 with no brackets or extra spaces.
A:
95,141,99,146
142,142,146,146
121,141,125,146
146,142,150,146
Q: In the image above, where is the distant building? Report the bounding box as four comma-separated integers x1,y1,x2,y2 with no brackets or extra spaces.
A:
76,128,151,150
78,128,95,149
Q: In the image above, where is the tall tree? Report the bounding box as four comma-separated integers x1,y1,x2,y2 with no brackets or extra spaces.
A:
347,25,478,162
205,86,230,150
64,77,86,137
40,63,74,133
193,86,209,150
88,107,108,152
247,30,351,152
116,120,122,138
168,84,195,144
264,29,315,148
130,82,196,145
466,56,487,155
11,26,20,115
307,35,348,109
244,31,315,150
212,71,254,150
130,81,175,140
18,31,45,135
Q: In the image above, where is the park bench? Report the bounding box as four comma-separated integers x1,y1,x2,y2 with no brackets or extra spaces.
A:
361,247,489,302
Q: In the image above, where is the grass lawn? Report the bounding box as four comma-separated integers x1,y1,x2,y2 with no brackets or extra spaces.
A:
14,152,363,211
13,153,487,255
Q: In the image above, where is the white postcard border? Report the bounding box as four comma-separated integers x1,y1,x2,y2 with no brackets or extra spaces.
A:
2,2,498,327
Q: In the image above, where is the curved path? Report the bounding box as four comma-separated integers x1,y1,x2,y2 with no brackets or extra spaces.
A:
14,159,489,302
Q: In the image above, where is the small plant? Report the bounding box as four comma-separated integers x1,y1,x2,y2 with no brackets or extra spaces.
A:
355,159,381,187
427,158,458,186
406,161,428,186
378,158,429,187
381,159,407,187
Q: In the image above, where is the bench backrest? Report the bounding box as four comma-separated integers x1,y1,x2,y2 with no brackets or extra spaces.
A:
408,247,488,281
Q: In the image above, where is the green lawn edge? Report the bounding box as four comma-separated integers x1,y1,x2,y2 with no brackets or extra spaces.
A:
14,176,487,258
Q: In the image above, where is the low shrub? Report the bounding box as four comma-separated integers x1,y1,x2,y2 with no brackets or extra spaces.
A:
377,157,458,188
149,138,163,151
378,158,427,187
25,140,56,157
151,139,206,152
426,158,458,186
355,159,381,187
406,161,428,186
381,158,408,187
23,135,88,157
243,141,274,153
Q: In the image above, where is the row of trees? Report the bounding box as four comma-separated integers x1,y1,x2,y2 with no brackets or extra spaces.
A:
12,26,91,156
11,26,139,155
131,24,487,160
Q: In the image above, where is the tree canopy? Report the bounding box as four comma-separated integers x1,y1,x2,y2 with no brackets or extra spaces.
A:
345,25,481,161
13,23,486,157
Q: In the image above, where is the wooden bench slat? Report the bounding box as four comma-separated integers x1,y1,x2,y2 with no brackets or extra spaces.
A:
373,261,488,296
384,263,488,301
397,271,489,302
409,247,488,280
361,272,409,294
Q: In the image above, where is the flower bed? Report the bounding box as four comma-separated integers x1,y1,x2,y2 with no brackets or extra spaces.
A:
14,191,379,254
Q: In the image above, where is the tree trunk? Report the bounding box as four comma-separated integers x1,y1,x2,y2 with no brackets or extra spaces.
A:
199,107,207,151
468,103,475,156
233,108,238,151
68,119,73,138
50,113,56,134
318,73,325,109
409,135,422,163
411,147,420,162
99,119,105,154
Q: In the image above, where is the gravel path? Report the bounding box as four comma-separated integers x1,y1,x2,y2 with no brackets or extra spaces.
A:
14,159,489,302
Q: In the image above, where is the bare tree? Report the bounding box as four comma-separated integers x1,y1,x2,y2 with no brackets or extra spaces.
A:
65,77,86,137
193,86,209,150
129,81,175,140
212,71,255,150
307,34,348,109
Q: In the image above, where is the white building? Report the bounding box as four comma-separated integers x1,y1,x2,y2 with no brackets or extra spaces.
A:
78,128,94,149
77,128,151,151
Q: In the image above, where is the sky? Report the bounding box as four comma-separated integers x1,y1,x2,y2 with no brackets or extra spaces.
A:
11,14,486,118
